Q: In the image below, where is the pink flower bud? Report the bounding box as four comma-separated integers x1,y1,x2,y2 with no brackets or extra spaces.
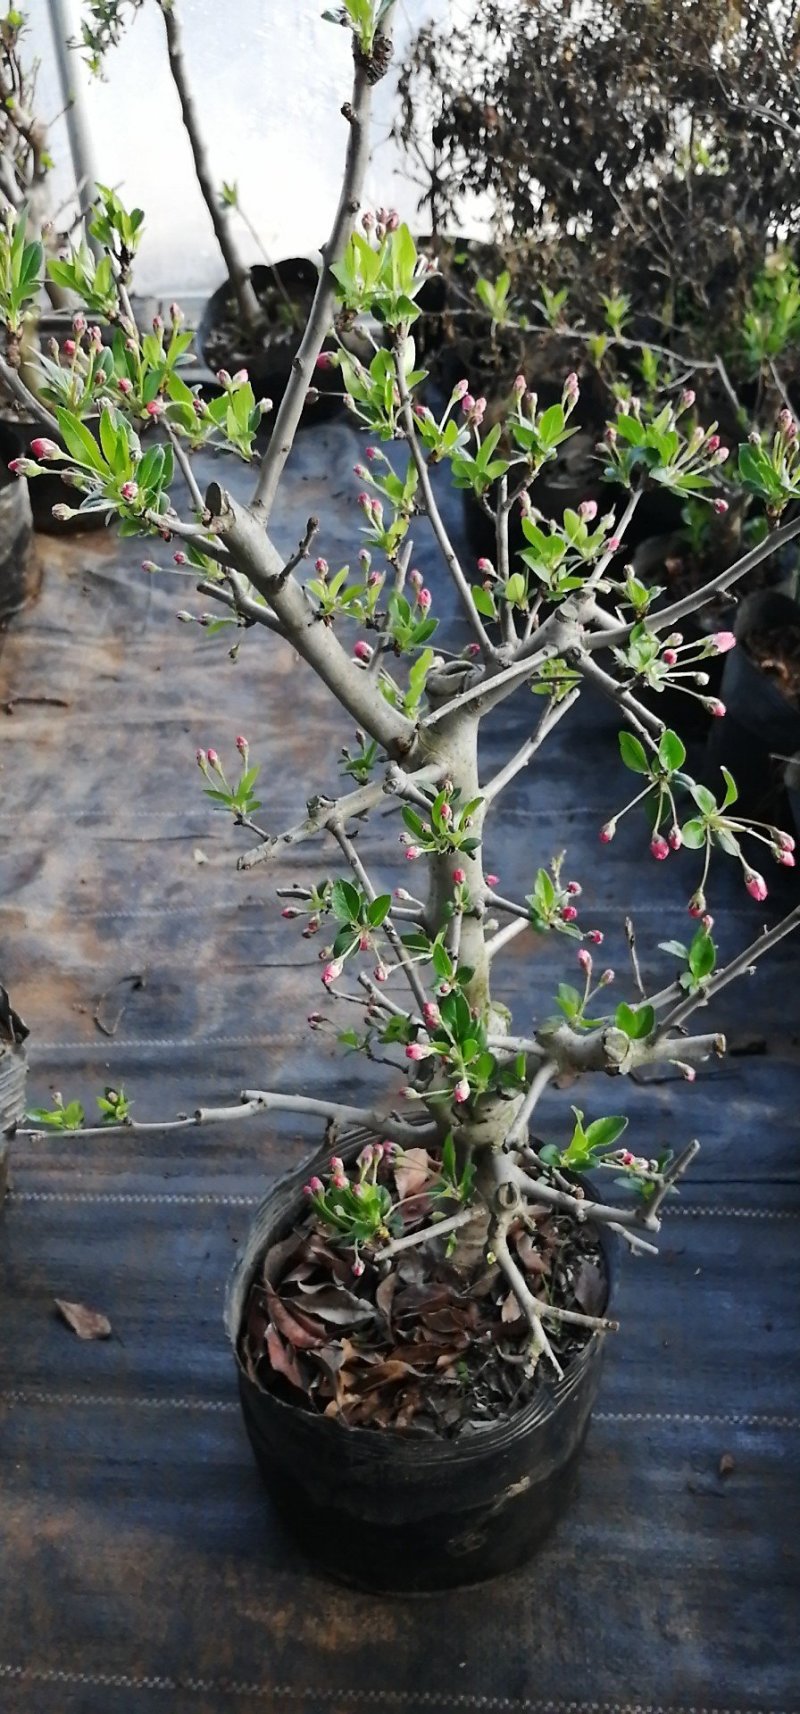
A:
777,847,795,867
314,558,329,578
423,1001,440,1027
461,394,475,415
564,371,579,398
30,438,59,460
231,369,248,385
405,1042,429,1061
711,631,736,654
662,648,678,666
322,960,343,986
452,379,470,400
453,1077,470,1105
579,500,597,521
600,968,615,986
307,1013,323,1029
621,1151,635,1167
680,388,696,408
566,881,582,896
357,492,369,507
359,933,370,951
353,463,368,480
561,904,579,922
708,700,726,717
607,536,621,551
353,640,372,663
440,802,452,822
235,736,248,755
668,828,682,851
63,339,76,357
120,480,138,502
650,834,670,861
142,560,158,573
486,874,499,887
418,588,432,609
513,374,526,395
577,948,592,972
394,887,411,901
146,398,165,419
352,1256,366,1277
206,748,219,766
315,352,334,371
599,821,616,843
778,830,796,851
587,929,604,944
452,868,466,884
688,890,706,917
405,846,420,861
706,434,720,453
476,557,494,575
713,498,729,516
714,447,730,463
408,568,423,590
117,377,133,395
195,748,207,766
472,397,486,424
374,965,388,983
682,1065,697,1083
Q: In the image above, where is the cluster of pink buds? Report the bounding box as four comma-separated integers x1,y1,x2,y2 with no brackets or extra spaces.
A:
460,392,487,427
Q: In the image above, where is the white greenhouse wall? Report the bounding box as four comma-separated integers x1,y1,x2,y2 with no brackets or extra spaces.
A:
27,0,447,296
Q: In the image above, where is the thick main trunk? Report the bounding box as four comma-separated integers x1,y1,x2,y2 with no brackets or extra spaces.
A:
417,695,519,1161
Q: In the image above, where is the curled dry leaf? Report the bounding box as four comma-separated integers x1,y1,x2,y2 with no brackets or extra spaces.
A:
393,1145,432,1203
54,1299,112,1340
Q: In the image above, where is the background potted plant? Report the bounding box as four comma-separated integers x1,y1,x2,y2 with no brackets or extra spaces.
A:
14,0,800,1592
395,0,800,595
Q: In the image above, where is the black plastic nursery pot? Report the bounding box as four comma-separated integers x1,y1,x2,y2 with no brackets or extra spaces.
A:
0,986,28,1207
227,1136,614,1593
198,261,342,420
0,431,35,627
705,588,800,823
0,417,107,537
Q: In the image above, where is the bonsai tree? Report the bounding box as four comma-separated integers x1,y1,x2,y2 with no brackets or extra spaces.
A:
12,0,800,1391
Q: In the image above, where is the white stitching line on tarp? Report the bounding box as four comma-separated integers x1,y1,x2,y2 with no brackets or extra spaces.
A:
0,1668,792,1710
0,1392,797,1429
7,1189,798,1219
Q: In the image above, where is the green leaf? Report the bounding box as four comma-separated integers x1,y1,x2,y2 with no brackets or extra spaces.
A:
658,729,686,772
472,584,496,618
720,766,739,809
55,407,108,474
584,1114,629,1150
690,782,718,816
619,731,650,774
688,929,716,980
330,878,361,922
367,893,392,928
614,1002,655,1040
680,818,707,849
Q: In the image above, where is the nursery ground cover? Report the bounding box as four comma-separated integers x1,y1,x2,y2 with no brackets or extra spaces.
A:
0,418,798,1713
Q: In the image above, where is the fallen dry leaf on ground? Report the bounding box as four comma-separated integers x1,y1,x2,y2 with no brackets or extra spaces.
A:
54,1299,112,1340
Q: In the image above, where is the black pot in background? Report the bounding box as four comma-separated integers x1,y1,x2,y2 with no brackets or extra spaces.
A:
0,435,35,625
0,986,28,1208
198,261,342,421
705,589,800,822
0,418,109,536
226,1137,613,1593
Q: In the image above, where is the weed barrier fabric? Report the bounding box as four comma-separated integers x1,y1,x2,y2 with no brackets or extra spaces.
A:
0,426,798,1713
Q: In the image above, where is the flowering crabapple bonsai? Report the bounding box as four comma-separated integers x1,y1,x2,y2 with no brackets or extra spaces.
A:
13,0,800,1590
